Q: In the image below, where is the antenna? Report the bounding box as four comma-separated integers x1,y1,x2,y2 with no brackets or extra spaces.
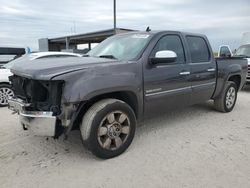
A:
146,26,151,32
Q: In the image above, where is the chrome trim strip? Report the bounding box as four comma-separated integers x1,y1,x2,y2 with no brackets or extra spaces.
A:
145,82,216,97
192,82,216,88
146,88,162,94
145,86,191,97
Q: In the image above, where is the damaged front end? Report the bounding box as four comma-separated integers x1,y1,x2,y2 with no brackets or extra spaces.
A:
8,75,64,137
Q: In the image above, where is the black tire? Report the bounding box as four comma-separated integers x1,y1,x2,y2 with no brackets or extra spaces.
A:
80,99,136,159
214,81,238,113
0,84,14,107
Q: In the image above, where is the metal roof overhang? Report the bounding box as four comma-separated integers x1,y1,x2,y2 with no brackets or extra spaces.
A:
48,28,135,44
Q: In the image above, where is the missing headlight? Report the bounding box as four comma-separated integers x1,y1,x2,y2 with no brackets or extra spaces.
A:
32,81,49,102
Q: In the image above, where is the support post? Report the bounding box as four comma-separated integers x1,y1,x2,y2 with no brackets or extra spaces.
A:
65,37,69,50
113,0,116,35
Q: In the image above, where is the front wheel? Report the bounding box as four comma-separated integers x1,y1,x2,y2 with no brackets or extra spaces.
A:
0,84,14,107
80,99,136,159
214,81,238,112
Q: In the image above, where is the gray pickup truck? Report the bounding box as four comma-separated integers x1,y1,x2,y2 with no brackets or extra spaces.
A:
8,31,247,159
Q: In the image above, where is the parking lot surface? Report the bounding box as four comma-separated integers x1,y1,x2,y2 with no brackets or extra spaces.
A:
1,88,250,188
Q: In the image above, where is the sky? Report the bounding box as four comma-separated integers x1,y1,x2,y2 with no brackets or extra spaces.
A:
0,0,250,51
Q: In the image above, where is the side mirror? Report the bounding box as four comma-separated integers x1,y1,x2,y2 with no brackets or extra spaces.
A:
149,50,177,65
218,45,233,58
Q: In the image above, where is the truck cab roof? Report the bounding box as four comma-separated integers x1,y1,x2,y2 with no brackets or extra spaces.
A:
118,30,207,38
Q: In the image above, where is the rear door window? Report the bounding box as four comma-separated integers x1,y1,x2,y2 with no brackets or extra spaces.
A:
186,36,210,63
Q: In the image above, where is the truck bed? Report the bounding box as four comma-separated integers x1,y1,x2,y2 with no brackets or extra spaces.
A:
213,57,248,98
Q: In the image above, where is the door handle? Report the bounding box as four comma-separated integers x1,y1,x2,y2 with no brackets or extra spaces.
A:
207,68,216,72
179,71,190,75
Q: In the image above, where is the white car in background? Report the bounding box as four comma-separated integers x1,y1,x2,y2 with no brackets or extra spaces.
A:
234,44,250,84
0,52,82,107
218,44,250,84
0,46,30,67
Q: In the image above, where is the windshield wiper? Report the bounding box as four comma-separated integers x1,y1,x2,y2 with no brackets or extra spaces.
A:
99,55,117,59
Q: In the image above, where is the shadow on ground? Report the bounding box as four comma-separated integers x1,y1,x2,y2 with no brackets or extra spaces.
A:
41,100,216,160
242,84,250,92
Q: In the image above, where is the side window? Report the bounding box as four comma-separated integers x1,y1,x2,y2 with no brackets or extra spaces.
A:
186,36,210,63
150,35,185,63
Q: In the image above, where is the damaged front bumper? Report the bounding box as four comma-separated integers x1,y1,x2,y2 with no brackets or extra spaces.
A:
8,98,56,137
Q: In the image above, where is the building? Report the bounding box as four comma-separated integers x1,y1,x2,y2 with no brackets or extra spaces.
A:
38,28,135,53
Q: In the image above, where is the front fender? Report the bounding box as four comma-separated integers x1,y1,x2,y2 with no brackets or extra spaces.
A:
53,62,142,104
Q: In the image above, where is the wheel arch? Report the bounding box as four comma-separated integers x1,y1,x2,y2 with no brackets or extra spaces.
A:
0,82,11,86
71,90,140,131
228,74,241,91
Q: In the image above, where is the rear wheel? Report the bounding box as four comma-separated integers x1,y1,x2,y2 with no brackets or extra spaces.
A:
214,81,237,112
0,84,14,107
80,99,136,159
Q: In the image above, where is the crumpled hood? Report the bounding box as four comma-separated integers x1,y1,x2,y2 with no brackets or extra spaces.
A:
10,56,118,80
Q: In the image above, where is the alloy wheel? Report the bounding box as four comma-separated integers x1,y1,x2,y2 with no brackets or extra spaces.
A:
225,87,236,109
97,111,130,151
0,87,14,106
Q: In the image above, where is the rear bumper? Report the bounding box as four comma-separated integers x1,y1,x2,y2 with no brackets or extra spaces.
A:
8,98,56,137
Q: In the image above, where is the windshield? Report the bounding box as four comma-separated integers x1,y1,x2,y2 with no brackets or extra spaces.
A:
88,33,152,61
235,45,250,57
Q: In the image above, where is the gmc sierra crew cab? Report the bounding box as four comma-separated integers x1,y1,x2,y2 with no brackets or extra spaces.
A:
8,31,248,159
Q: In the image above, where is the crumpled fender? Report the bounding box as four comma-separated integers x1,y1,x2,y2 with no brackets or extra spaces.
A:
52,61,143,104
